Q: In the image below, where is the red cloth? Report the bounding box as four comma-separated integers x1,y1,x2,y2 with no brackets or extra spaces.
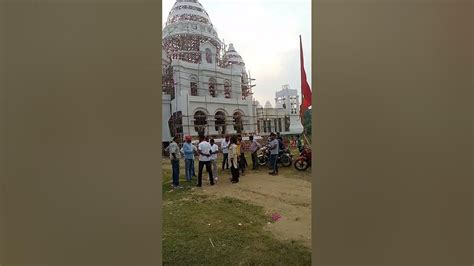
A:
299,35,312,119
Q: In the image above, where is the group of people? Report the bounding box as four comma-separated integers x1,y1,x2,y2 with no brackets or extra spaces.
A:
165,132,301,189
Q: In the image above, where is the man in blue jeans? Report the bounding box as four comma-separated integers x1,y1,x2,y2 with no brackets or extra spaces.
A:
221,135,230,170
268,132,279,175
166,136,182,188
197,135,214,187
181,135,196,181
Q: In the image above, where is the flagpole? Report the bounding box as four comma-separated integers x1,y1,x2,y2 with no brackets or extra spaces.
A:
299,35,312,146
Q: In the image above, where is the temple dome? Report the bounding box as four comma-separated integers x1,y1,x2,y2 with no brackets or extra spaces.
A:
223,43,245,67
264,100,273,109
163,0,223,64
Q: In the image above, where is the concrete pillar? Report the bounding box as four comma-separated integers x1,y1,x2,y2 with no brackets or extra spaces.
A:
208,119,218,135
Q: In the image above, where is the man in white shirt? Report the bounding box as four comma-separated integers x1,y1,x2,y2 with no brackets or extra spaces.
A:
221,135,230,170
197,135,214,187
209,138,219,183
249,135,261,170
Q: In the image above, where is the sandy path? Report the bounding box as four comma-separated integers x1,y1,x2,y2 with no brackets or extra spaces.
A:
192,169,312,248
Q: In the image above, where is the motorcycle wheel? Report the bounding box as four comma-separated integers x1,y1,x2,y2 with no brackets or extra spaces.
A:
280,154,292,167
257,155,267,166
294,158,309,171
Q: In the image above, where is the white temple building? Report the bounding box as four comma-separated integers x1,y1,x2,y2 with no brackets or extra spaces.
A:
162,0,303,141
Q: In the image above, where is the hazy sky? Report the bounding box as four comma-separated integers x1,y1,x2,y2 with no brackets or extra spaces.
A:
162,0,312,106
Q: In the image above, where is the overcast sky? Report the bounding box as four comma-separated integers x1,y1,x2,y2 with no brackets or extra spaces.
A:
162,0,311,106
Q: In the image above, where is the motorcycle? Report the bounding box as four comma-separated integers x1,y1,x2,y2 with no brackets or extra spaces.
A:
294,146,311,171
257,146,293,167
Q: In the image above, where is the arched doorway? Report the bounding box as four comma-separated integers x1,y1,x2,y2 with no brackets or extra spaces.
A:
194,111,207,136
215,111,226,135
233,111,243,134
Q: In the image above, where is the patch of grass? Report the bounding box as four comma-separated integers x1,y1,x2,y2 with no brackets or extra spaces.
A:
163,181,311,265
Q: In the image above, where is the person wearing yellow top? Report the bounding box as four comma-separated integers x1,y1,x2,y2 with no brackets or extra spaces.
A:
236,141,241,155
237,135,247,176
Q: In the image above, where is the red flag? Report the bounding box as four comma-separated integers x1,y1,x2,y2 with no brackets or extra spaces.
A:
299,35,312,120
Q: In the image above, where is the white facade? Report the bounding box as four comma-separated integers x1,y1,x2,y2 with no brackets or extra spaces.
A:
162,0,303,141
162,93,172,141
275,85,305,134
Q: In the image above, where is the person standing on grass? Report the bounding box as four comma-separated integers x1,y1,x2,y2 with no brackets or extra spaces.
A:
165,136,182,188
221,135,230,170
242,137,248,170
181,135,195,182
268,132,279,175
236,135,246,176
249,135,261,170
191,140,197,177
209,138,219,183
228,135,240,183
197,135,214,187
236,136,241,170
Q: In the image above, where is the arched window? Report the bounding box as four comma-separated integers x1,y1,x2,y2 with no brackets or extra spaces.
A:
215,111,226,135
194,111,207,136
209,78,216,97
224,80,231,98
190,76,198,96
205,48,212,63
233,111,243,134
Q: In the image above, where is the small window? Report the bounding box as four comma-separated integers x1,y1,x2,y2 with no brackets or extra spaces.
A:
224,81,231,98
190,81,198,96
205,48,212,63
209,79,216,97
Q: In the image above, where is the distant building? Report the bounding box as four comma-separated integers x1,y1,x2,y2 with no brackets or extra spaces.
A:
162,0,303,141
256,85,304,135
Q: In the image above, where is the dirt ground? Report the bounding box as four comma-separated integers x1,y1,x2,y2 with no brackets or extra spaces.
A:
191,167,312,248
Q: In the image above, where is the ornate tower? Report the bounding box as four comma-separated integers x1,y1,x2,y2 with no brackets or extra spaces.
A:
162,0,223,65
